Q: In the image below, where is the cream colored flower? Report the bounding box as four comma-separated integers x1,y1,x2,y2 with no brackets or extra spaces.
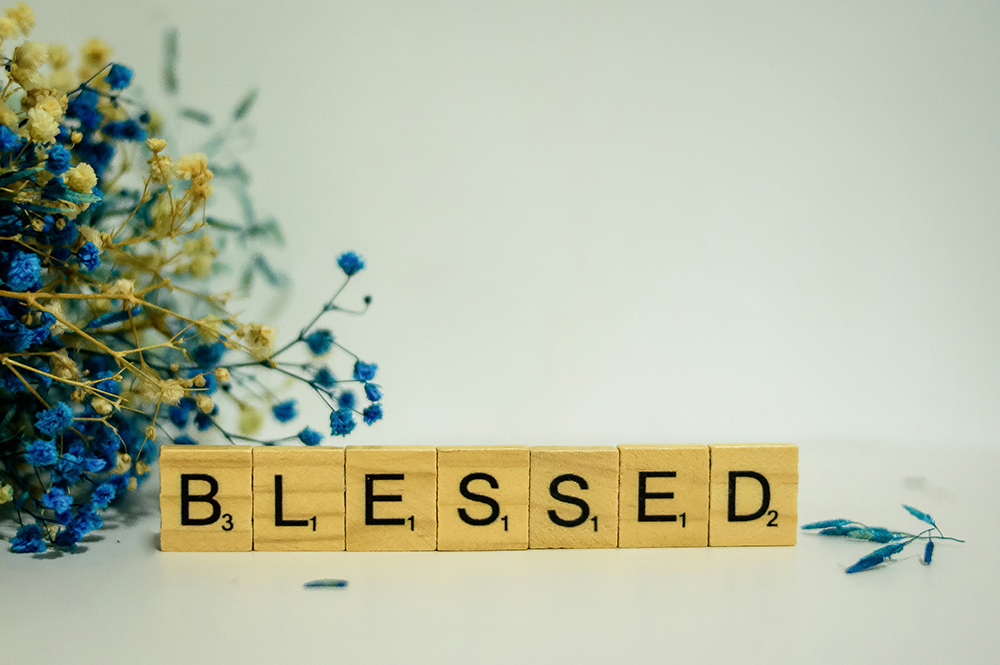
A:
65,162,97,193
13,40,46,69
214,367,230,383
50,349,81,381
80,37,110,66
26,106,58,142
150,192,175,234
146,137,167,153
238,405,264,436
176,153,209,180
195,394,213,414
144,424,157,441
0,17,16,40
158,378,186,405
147,153,175,184
236,322,277,355
47,43,70,68
114,452,132,474
0,102,16,129
91,396,114,415
0,483,13,505
6,3,34,36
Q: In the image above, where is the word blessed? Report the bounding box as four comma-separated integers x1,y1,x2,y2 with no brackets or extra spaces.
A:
159,444,798,552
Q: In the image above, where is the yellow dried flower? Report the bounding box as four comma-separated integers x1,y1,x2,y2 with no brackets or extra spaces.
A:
65,162,97,193
70,388,86,403
13,40,46,69
214,367,230,383
238,405,264,436
80,37,111,66
144,424,157,441
136,460,150,476
0,483,13,505
114,452,132,474
26,106,58,142
236,322,277,355
158,378,186,405
189,254,213,278
48,68,74,93
176,153,209,180
146,137,167,153
0,102,16,129
0,17,16,40
50,349,80,381
5,2,34,36
91,396,114,415
192,374,206,388
47,43,70,68
195,394,213,414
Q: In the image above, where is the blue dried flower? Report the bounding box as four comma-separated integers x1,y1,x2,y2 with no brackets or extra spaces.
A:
35,402,74,437
92,482,116,509
923,539,934,564
330,408,356,436
846,541,907,574
77,242,101,271
41,486,74,515
168,397,196,428
297,427,323,446
353,360,377,382
105,63,134,90
314,367,336,389
337,391,355,410
272,400,297,423
305,329,334,355
363,403,383,425
192,341,225,367
0,125,19,152
903,505,936,527
46,144,72,175
24,439,58,466
4,250,40,291
337,251,365,276
10,524,46,553
364,383,382,402
174,435,197,446
101,120,146,141
801,519,852,530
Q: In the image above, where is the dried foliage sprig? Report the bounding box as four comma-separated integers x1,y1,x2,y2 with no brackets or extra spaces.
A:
802,504,964,573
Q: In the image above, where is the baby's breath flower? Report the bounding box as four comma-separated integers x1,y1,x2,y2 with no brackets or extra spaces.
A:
91,396,114,415
238,405,263,436
26,106,58,142
214,367,230,383
13,40,45,69
0,16,16,40
5,2,34,36
80,36,110,68
195,394,213,414
47,43,70,68
158,379,186,405
65,162,97,193
146,137,167,153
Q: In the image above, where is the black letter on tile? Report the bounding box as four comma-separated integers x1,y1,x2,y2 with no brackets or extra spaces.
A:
548,474,590,527
274,474,309,527
728,471,770,522
180,473,221,525
458,472,501,526
638,471,677,522
366,473,406,525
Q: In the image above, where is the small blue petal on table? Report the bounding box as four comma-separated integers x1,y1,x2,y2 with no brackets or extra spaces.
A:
304,578,349,588
902,504,937,527
801,519,853,530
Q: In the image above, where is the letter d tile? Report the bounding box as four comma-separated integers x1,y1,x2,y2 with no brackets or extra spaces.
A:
160,445,253,552
708,444,798,547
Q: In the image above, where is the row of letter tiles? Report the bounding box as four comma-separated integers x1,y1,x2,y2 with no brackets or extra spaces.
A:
159,444,798,552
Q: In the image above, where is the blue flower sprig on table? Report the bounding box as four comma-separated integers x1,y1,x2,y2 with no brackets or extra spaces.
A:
802,505,964,574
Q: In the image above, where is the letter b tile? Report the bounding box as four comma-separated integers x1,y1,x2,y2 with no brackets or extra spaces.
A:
159,445,253,552
708,444,798,546
345,446,437,551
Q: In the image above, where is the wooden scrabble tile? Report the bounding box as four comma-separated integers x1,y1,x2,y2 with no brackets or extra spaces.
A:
529,447,619,549
618,445,709,548
437,446,529,551
708,444,798,546
160,445,253,552
252,447,345,551
345,446,437,551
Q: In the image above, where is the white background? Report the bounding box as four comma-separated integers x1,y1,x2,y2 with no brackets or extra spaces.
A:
33,0,1000,449
3,2,999,664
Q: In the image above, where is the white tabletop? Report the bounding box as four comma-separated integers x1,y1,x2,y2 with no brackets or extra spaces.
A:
1,443,995,665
